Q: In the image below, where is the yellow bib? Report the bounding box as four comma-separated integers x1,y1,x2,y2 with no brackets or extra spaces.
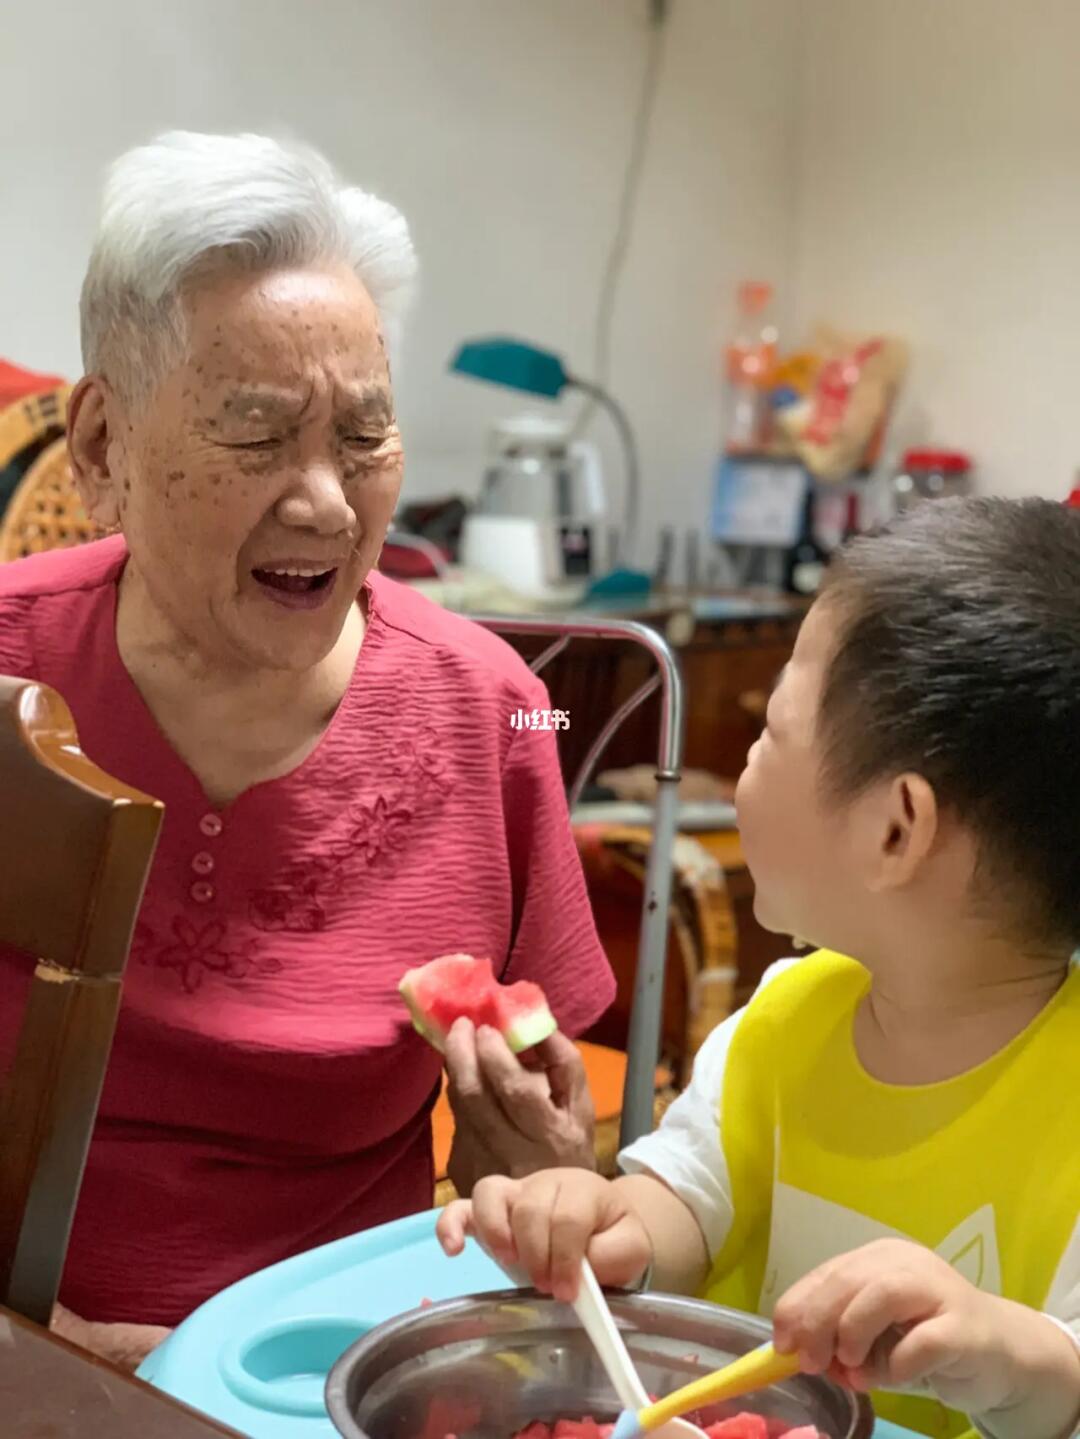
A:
702,951,1080,1437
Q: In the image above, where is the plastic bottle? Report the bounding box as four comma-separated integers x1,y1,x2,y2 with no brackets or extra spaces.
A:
783,481,829,597
724,281,777,454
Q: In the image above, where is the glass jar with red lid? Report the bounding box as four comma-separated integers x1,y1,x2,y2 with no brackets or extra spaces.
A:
892,449,973,513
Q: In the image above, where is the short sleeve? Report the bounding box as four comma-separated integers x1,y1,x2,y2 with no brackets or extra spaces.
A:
0,596,36,680
618,960,799,1257
499,675,615,1038
970,1311,1080,1439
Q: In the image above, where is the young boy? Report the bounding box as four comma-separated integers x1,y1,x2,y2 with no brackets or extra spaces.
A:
439,498,1080,1439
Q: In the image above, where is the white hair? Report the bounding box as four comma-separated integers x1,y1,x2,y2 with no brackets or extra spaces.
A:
80,130,418,403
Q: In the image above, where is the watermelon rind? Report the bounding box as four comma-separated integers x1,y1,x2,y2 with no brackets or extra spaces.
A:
501,1002,557,1053
399,974,450,1052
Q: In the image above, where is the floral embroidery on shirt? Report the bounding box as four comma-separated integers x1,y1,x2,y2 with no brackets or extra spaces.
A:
134,725,455,989
246,729,452,936
249,872,326,933
135,916,284,994
344,795,413,865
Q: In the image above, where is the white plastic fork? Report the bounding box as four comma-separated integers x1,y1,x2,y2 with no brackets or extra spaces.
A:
572,1260,707,1439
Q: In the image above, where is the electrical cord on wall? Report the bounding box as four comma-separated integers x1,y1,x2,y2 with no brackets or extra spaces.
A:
573,0,670,441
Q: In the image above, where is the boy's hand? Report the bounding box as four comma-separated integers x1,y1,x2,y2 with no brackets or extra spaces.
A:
436,1169,653,1303
772,1239,1080,1438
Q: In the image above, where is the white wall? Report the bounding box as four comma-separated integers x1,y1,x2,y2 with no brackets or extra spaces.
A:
0,0,801,565
791,0,1080,500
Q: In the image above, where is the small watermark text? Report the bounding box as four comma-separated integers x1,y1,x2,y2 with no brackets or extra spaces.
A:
510,708,570,731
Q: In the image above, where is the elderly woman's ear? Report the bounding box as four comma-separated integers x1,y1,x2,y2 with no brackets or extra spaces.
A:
68,376,124,529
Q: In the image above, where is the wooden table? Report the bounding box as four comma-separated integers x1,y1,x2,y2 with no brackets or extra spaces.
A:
0,1305,243,1438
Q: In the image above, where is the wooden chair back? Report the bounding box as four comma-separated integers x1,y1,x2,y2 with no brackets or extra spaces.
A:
0,677,163,1325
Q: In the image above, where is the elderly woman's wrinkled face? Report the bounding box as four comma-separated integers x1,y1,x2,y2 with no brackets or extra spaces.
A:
111,265,402,671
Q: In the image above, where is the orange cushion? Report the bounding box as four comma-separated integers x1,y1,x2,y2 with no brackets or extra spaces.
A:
432,1040,669,1180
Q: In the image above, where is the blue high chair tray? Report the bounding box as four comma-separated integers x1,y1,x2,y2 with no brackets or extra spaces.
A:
137,1208,915,1439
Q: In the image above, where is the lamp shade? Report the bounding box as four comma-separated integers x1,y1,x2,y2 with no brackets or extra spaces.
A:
449,337,569,399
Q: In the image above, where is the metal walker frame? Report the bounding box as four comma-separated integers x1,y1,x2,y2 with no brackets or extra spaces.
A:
476,615,685,1147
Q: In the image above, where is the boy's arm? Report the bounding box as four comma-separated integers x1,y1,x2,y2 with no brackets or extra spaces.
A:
976,1307,1080,1439
618,961,799,1270
612,1172,711,1294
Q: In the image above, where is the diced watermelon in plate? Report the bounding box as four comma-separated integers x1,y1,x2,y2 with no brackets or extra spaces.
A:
553,1422,606,1439
704,1417,768,1439
515,1426,551,1439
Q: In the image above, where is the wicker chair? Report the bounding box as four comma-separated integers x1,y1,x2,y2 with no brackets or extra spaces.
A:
0,385,71,473
0,436,105,563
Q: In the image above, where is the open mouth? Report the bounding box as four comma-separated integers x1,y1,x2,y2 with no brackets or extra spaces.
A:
251,564,339,610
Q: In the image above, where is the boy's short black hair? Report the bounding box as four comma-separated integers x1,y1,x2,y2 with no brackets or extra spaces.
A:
819,497,1080,947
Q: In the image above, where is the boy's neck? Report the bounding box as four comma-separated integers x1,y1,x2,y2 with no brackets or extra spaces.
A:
853,925,1072,1085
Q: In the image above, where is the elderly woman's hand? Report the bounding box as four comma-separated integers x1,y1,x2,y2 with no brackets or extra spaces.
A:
445,1019,595,1195
50,1302,172,1372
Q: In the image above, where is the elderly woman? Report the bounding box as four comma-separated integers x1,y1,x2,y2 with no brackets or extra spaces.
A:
0,132,614,1366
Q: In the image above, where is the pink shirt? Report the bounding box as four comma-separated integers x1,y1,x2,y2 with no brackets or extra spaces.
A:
0,537,614,1324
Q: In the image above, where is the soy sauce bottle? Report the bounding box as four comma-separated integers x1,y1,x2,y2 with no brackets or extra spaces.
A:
784,482,828,597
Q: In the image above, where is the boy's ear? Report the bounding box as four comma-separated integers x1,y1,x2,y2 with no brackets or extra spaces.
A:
869,772,939,891
67,376,122,529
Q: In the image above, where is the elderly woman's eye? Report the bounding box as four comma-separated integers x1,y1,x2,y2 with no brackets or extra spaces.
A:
235,438,282,451
344,434,384,449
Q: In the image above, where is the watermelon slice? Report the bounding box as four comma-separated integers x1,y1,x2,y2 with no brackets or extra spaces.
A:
400,953,558,1054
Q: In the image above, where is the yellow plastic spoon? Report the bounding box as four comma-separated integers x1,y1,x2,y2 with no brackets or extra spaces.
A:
611,1343,802,1439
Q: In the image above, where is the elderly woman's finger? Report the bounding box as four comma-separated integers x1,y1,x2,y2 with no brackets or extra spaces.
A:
445,1019,506,1145
529,1030,588,1110
444,1017,480,1088
475,1025,555,1134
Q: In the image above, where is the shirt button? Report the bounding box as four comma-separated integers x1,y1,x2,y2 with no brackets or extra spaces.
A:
190,881,215,905
191,851,215,876
199,813,224,838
